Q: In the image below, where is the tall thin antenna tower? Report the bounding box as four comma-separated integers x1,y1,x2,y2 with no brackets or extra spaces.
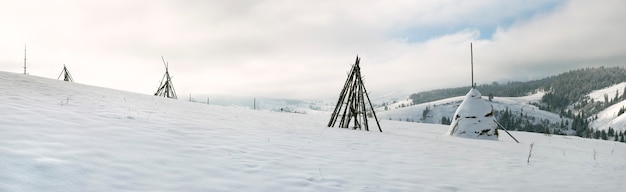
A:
23,44,27,75
470,43,474,88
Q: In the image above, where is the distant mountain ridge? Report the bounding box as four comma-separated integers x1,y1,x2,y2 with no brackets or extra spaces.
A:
410,67,626,115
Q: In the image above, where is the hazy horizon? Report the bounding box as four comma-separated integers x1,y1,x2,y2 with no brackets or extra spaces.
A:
1,0,625,99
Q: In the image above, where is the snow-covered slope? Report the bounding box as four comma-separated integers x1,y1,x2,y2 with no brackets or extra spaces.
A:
378,91,568,127
377,96,462,123
591,99,626,131
587,82,626,103
2,71,626,191
587,82,626,131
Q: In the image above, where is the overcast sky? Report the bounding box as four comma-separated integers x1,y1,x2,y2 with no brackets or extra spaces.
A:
1,0,625,99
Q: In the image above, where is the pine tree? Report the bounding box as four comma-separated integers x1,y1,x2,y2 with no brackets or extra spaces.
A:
601,130,608,140
441,116,451,125
567,109,573,118
422,106,431,120
594,129,601,139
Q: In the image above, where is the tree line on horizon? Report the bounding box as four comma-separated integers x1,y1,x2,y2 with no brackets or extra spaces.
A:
411,66,626,115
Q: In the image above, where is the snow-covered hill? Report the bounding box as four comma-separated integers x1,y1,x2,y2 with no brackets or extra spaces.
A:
587,82,626,103
591,99,626,132
2,71,626,191
588,82,626,131
378,91,570,129
378,96,461,123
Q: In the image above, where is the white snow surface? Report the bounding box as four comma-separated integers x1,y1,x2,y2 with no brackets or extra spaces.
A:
2,71,626,191
447,89,498,140
587,82,626,103
591,99,626,132
587,82,626,131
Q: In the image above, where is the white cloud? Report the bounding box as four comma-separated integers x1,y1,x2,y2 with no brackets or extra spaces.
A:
482,0,626,79
1,0,624,99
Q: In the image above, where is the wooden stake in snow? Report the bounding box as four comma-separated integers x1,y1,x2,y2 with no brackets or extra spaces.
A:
494,120,520,143
57,64,74,82
328,55,382,132
471,43,474,88
23,44,27,75
154,56,178,99
527,142,534,164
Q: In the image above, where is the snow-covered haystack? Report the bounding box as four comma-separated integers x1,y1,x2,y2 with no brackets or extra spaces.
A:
447,88,498,140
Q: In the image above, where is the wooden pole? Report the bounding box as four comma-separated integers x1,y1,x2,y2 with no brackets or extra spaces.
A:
162,56,168,70
360,80,369,131
493,120,520,143
363,82,382,132
471,43,474,88
64,65,68,81
23,44,27,75
342,78,359,128
328,56,358,127
57,65,65,80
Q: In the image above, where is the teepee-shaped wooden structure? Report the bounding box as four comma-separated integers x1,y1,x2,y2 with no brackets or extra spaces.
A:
328,56,382,132
57,64,74,82
154,56,177,99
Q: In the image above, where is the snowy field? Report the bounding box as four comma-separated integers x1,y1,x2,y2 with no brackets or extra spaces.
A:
587,82,626,103
591,99,626,132
1,71,626,191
